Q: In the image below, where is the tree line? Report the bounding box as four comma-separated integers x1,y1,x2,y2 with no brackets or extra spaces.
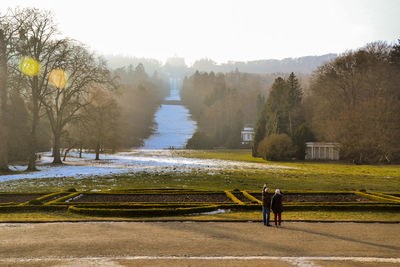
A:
181,70,287,148
253,41,400,164
0,8,168,172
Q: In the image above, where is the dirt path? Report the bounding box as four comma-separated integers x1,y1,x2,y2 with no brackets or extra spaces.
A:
0,222,399,266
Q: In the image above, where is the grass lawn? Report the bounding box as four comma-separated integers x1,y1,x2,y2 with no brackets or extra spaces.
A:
1,149,399,193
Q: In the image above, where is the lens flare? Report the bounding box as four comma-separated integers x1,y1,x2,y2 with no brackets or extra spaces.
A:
19,57,41,76
49,69,67,88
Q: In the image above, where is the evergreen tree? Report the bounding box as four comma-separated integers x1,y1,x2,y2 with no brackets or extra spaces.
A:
252,105,267,156
264,77,289,135
286,72,303,135
292,123,315,160
253,74,305,158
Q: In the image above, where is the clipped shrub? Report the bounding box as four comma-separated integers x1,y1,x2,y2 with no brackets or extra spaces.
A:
257,134,295,161
28,199,43,205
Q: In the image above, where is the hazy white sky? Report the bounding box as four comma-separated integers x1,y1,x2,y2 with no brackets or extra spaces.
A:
1,0,399,64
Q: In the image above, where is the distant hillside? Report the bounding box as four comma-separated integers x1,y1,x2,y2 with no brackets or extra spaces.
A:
191,54,338,74
104,54,338,75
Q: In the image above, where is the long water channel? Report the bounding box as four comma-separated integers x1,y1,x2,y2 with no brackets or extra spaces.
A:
141,78,197,149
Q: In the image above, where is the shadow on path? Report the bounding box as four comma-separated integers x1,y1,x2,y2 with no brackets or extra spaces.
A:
283,224,400,251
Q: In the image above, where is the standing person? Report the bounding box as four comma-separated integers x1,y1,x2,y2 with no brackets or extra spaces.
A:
262,184,272,226
271,189,283,227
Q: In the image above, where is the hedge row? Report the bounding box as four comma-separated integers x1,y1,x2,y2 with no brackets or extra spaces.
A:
46,192,82,205
1,189,399,216
0,205,68,213
68,205,219,217
357,192,398,203
51,201,234,206
283,204,400,211
366,192,400,203
246,190,371,195
224,190,244,205
37,192,69,203
71,203,219,209
79,190,224,195
241,191,261,204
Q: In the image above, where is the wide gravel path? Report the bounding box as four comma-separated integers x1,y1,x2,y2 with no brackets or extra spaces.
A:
0,222,399,266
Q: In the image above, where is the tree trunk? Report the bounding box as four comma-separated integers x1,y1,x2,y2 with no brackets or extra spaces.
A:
0,30,9,172
52,132,62,164
79,145,82,158
63,147,71,161
27,78,39,171
95,142,100,160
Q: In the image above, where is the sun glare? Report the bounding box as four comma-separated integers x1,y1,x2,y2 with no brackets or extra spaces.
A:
19,57,41,76
49,69,67,88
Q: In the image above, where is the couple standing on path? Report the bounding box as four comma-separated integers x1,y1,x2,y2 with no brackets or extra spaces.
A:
262,184,283,227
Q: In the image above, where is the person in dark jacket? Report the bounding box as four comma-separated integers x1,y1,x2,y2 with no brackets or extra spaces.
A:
271,189,283,227
262,184,272,226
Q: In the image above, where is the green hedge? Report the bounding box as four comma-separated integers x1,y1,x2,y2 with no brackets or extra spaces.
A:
52,201,233,206
0,205,68,213
47,192,82,204
37,192,69,203
282,204,400,211
225,191,244,205
247,190,364,195
241,191,261,204
1,189,399,215
71,203,218,209
366,192,400,203
82,189,223,195
68,205,219,217
0,202,16,206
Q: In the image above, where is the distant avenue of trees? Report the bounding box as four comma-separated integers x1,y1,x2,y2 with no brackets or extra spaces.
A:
0,8,169,171
182,70,279,149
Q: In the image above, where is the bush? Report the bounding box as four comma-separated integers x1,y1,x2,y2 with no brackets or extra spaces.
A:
257,134,295,161
186,131,214,149
67,188,77,192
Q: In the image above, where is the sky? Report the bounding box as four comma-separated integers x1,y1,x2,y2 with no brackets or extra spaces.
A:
1,0,399,64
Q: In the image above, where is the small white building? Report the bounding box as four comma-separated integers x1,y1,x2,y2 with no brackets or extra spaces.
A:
305,142,340,160
241,126,255,144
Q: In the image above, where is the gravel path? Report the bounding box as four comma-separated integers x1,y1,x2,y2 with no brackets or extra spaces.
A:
0,222,399,266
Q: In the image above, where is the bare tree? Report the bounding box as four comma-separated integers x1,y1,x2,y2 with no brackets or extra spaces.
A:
42,43,113,164
84,85,119,160
11,8,68,170
0,10,23,171
310,42,400,163
0,19,9,171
